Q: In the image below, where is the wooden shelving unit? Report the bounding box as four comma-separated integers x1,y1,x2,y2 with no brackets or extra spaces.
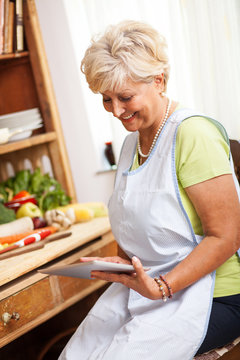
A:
0,0,76,201
0,3,116,354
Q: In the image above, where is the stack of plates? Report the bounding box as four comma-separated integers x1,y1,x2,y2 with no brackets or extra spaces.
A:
0,108,43,142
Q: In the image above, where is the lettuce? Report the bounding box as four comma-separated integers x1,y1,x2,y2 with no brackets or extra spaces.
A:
0,168,71,212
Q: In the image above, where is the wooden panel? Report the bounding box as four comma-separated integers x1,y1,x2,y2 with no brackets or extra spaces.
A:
0,57,39,115
221,343,240,359
59,240,117,301
0,278,54,339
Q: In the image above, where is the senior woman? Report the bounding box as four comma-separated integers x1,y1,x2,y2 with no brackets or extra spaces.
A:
59,20,240,360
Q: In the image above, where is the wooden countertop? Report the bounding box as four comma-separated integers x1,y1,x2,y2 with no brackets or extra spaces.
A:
0,217,111,288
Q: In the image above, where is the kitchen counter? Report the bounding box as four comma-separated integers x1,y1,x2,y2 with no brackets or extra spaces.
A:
0,217,112,287
0,217,117,347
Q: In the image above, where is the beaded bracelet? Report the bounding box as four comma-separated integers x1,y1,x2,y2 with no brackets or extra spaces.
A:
154,277,168,302
159,275,173,299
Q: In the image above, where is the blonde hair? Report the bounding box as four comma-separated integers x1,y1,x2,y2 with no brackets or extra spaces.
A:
81,20,170,93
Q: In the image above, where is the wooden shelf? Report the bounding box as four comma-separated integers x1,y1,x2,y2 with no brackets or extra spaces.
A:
0,132,57,155
0,0,76,199
0,51,29,61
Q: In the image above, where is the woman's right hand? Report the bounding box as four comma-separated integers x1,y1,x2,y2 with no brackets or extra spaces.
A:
79,256,132,265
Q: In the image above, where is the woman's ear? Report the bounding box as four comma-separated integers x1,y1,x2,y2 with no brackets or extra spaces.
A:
154,74,165,93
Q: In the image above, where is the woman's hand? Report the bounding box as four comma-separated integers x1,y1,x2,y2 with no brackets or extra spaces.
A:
90,256,162,300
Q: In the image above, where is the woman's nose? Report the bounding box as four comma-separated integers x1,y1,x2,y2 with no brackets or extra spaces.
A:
112,101,124,118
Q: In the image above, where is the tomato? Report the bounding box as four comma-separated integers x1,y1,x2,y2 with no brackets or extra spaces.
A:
12,190,31,200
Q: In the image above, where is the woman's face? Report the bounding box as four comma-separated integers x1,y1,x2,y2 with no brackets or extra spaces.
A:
101,78,164,133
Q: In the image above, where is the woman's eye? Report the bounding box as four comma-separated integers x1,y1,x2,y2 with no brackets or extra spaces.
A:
103,96,132,103
119,97,132,102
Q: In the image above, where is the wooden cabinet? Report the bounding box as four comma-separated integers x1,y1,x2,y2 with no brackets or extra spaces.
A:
0,218,117,348
0,0,76,200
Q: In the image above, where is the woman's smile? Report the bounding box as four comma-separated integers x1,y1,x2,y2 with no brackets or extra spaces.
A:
121,112,137,122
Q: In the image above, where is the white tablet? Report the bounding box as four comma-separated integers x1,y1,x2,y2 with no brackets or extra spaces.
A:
38,260,146,279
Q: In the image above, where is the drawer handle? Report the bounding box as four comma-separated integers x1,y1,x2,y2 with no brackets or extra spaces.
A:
1,312,20,326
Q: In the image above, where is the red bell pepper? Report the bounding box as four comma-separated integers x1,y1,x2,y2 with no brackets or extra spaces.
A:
12,191,31,201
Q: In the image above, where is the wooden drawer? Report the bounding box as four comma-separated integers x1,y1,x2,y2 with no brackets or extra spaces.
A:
0,232,117,347
0,278,54,340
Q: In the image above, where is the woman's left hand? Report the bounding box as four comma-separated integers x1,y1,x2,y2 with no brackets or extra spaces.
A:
91,256,162,300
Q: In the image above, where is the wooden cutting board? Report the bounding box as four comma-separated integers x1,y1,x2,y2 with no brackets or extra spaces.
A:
0,217,111,287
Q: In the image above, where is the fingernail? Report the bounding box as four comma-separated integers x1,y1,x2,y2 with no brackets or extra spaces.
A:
132,256,138,262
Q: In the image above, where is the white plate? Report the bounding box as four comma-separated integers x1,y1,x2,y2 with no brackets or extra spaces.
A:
0,114,42,129
0,108,40,121
7,119,43,131
38,260,149,279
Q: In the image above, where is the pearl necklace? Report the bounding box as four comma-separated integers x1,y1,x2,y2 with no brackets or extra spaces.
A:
138,98,172,158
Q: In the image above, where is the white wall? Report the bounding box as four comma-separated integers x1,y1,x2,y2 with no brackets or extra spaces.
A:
35,0,115,204
34,0,240,205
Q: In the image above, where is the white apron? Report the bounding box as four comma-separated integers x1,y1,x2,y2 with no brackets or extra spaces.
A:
59,109,239,360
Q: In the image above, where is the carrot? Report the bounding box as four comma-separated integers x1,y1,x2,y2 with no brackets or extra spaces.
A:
0,226,58,245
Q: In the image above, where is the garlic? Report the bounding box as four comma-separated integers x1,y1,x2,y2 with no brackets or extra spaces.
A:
44,210,53,225
44,209,73,230
66,208,76,223
55,210,65,217
62,217,72,229
55,214,65,224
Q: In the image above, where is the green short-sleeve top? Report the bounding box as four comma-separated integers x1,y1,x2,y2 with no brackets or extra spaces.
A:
131,112,240,298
